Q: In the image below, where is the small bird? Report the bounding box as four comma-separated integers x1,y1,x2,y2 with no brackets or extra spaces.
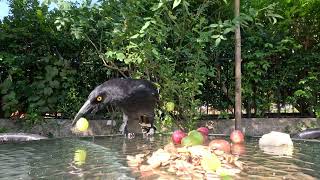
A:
71,78,159,136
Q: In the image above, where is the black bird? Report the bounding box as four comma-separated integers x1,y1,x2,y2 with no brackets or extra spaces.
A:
71,78,159,136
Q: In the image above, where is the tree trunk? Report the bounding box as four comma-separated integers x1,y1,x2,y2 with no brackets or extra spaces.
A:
234,0,242,130
246,99,252,118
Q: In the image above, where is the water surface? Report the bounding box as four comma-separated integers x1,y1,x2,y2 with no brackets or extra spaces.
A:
0,135,319,179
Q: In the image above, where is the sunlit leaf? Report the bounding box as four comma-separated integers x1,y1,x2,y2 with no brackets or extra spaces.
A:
209,24,219,28
172,0,181,9
140,21,151,33
130,34,140,39
223,28,233,34
151,1,163,11
215,38,221,46
211,35,220,39
116,52,126,61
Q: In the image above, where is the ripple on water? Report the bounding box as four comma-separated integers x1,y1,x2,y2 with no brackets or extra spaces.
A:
0,135,320,179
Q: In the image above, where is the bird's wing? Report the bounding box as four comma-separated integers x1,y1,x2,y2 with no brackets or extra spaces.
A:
127,84,158,99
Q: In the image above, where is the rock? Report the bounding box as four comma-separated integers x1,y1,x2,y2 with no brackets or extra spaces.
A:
259,131,293,147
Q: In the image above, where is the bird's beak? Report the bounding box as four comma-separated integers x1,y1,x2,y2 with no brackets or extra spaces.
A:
71,100,92,126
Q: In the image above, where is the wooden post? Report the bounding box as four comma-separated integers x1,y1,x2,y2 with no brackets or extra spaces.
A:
234,0,242,130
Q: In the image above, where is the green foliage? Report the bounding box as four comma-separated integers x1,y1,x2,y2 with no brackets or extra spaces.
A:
0,0,319,130
0,127,8,133
45,0,239,129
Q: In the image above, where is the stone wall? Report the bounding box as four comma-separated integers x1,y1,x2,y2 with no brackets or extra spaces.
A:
0,118,319,138
0,119,118,138
198,118,320,136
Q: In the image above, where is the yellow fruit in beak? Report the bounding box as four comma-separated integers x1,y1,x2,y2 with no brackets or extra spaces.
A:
75,117,89,132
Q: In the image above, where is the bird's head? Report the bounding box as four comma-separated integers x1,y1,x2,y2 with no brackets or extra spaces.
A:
71,85,111,126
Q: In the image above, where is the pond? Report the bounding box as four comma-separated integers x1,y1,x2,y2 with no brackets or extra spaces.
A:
0,135,319,179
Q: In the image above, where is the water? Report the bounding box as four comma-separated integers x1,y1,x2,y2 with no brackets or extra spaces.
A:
0,135,319,179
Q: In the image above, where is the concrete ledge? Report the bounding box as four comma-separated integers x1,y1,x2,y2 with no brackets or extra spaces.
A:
0,118,319,138
199,118,320,136
0,119,118,138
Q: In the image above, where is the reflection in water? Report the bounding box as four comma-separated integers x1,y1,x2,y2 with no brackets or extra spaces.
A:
73,149,87,166
259,144,294,156
0,138,135,179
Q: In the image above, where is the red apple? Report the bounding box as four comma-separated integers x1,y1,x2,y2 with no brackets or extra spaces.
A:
208,139,231,153
231,143,246,155
172,130,187,144
197,127,209,136
230,130,245,144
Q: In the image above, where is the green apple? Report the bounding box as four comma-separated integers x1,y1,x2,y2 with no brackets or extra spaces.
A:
188,130,204,145
181,136,193,147
165,102,175,112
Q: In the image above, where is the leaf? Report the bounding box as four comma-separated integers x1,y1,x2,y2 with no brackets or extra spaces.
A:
151,1,163,11
45,66,59,80
0,78,12,94
28,96,41,102
211,35,220,39
294,90,306,97
262,63,270,70
36,100,46,106
270,13,284,19
43,87,53,95
126,42,138,50
168,11,177,20
116,52,125,61
298,80,306,85
130,34,140,39
136,57,143,64
152,48,159,57
172,0,181,9
106,51,115,58
49,80,60,88
220,36,227,40
47,97,58,104
140,21,151,33
223,28,233,34
215,38,221,46
272,17,277,24
124,58,131,64
209,24,219,28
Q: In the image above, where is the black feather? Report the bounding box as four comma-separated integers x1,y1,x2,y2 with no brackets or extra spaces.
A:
73,78,159,136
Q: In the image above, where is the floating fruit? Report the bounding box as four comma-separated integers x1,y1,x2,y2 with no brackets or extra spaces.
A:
197,127,209,136
188,130,205,145
172,130,187,144
230,130,244,144
209,139,231,153
201,154,221,172
76,117,89,132
181,136,194,147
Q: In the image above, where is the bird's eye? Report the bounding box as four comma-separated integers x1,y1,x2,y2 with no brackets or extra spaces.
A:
96,96,103,102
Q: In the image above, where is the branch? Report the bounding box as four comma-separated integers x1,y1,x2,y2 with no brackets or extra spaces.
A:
86,35,128,78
